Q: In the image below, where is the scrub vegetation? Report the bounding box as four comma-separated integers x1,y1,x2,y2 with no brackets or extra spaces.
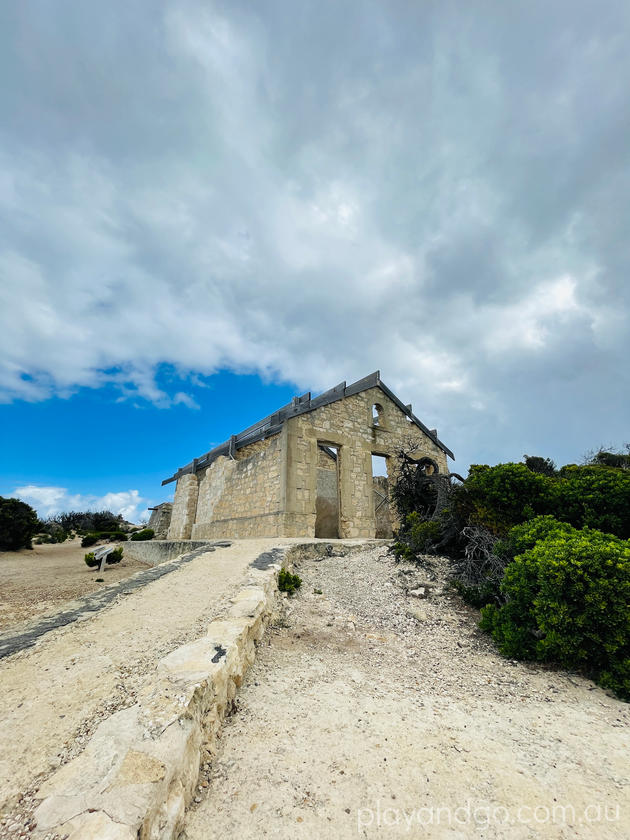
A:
392,445,630,700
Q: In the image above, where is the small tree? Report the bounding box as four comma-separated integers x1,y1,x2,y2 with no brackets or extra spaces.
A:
583,445,630,470
523,455,557,476
0,497,40,550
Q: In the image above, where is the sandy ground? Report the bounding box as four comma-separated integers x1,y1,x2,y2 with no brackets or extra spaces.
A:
184,545,630,840
0,538,293,817
0,540,150,630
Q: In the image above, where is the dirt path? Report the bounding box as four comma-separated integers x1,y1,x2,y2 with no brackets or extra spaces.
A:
0,541,150,630
184,545,630,840
0,539,292,816
0,543,229,659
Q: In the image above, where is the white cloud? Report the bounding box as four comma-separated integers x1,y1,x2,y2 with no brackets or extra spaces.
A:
12,486,148,523
484,276,583,353
0,0,628,467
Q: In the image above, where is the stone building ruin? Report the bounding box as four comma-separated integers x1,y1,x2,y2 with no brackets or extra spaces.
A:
163,372,454,540
147,502,173,539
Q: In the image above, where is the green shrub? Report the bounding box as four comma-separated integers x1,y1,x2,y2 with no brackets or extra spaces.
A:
454,516,577,609
106,547,123,564
0,497,39,550
456,463,555,535
278,568,302,594
450,462,630,540
453,579,501,609
393,541,416,561
45,510,124,534
130,528,154,542
480,528,630,699
81,530,129,547
586,446,630,470
554,466,630,538
496,515,576,561
407,514,441,552
84,552,99,568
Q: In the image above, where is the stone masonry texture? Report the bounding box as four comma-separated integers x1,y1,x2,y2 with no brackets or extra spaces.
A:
167,387,448,540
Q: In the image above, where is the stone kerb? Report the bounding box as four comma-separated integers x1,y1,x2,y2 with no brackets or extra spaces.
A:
32,551,287,840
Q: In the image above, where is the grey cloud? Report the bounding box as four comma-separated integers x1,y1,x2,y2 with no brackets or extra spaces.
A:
0,0,628,467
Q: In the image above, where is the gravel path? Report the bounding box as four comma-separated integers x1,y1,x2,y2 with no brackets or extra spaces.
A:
184,545,630,840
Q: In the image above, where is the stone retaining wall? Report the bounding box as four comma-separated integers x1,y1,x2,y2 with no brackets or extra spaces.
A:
122,540,219,566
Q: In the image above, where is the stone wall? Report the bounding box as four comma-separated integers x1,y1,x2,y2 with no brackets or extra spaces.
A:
147,503,173,539
315,466,339,538
373,475,392,539
191,435,283,539
168,474,199,540
123,539,216,565
235,437,274,459
282,386,447,538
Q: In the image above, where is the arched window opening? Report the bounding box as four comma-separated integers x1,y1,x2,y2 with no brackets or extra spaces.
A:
372,403,384,426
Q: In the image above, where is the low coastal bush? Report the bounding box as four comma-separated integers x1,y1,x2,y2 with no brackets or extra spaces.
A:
84,552,99,568
106,547,123,564
388,446,630,700
480,528,630,699
81,530,128,547
394,515,442,560
130,528,154,542
278,568,302,594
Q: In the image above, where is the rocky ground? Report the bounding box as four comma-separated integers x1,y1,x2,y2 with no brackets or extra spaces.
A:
184,544,630,840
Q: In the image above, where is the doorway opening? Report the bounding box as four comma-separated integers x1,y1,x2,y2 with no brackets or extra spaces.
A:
315,443,340,538
372,453,393,539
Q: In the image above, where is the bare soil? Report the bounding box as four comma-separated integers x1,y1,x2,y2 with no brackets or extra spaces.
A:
184,545,630,840
0,539,290,820
0,540,150,630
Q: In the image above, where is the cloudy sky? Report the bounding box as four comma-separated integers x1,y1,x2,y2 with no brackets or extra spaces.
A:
1,0,629,521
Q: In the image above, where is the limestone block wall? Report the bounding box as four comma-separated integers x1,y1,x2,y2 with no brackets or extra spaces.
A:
168,474,199,540
373,475,392,539
235,437,274,459
148,503,173,539
191,436,283,539
282,387,447,538
315,463,339,538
